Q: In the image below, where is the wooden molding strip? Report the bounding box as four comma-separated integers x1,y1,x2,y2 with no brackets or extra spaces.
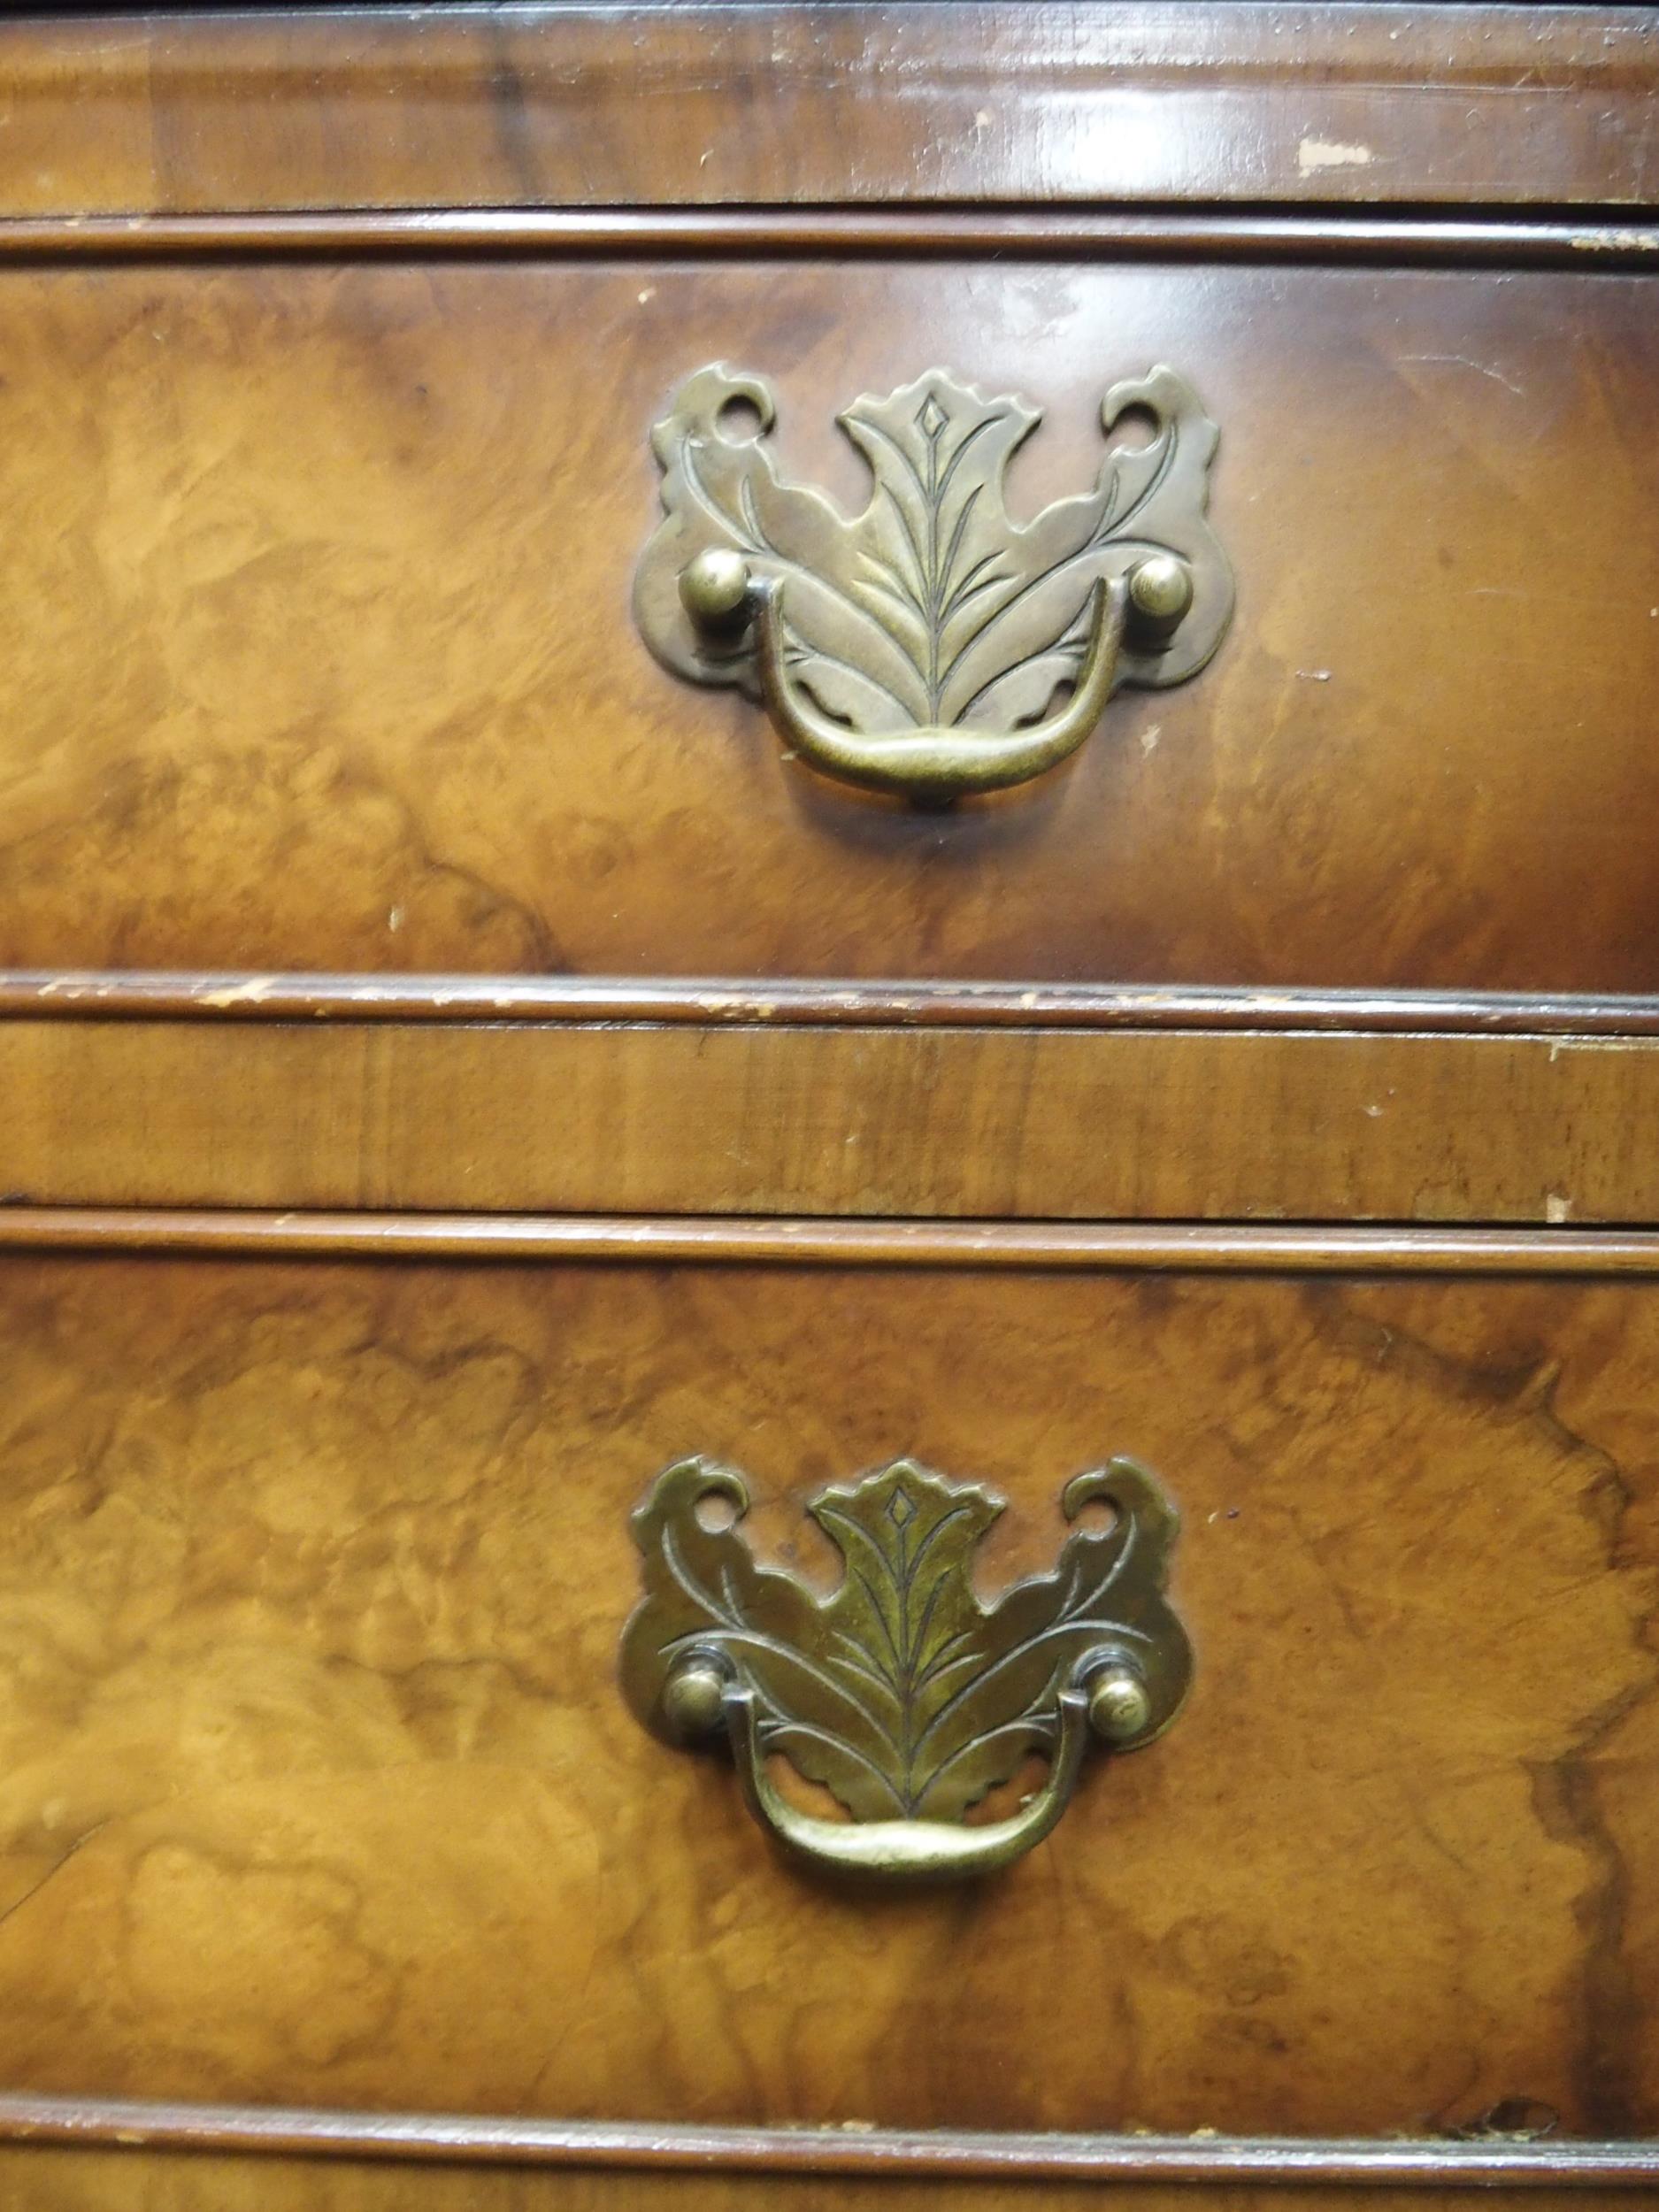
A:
10,972,1659,1037
4,1210,1659,1276
0,2093,1652,2187
0,210,1654,269
0,4,1654,219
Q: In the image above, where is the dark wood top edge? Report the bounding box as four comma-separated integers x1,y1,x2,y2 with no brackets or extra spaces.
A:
0,2093,1651,2186
11,974,1659,1037
0,211,1654,269
4,1211,1659,1277
3,5,1656,218
22,0,1655,66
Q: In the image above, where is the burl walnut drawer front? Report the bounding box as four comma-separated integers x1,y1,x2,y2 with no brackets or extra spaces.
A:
0,1243,1654,2142
0,246,1655,990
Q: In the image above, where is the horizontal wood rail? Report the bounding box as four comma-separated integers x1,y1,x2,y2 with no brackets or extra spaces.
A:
4,1210,1659,1275
4,1014,1659,1222
0,211,1655,268
0,2092,1653,2187
9,973,1659,1033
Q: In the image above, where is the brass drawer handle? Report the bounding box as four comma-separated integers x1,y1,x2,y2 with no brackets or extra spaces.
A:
634,362,1232,808
742,565,1135,806
620,1455,1191,1884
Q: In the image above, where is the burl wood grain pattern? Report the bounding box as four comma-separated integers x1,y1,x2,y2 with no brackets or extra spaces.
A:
1,257,1657,987
0,1253,1654,2138
0,4,1653,219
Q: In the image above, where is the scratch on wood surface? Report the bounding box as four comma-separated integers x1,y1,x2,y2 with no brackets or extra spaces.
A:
1297,137,1374,175
1402,353,1525,399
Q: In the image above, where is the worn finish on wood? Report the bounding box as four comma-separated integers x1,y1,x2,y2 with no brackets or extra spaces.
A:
0,1254,1653,2136
0,5,1654,218
0,257,1655,986
6,1018,1659,1222
17,975,1659,1034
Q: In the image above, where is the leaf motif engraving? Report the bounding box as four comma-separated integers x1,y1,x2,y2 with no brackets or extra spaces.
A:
620,1455,1191,1827
633,361,1233,739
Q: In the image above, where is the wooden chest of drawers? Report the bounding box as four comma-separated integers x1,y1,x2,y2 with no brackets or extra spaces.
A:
3,4,1659,2208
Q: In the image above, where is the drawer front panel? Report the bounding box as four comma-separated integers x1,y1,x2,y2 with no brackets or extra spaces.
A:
1,250,1655,988
0,1247,1654,2138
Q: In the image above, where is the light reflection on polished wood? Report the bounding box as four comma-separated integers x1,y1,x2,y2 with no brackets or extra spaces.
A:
0,259,1655,986
0,1253,1654,2137
6,973,1659,1033
2,1210,1659,1275
4,2095,1655,2186
0,4,1650,219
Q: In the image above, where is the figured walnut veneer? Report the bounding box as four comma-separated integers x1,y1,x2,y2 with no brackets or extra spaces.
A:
0,1253,1652,2139
0,257,1654,987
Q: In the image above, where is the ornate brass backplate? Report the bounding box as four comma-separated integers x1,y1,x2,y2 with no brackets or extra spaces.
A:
633,363,1233,806
619,1455,1192,1882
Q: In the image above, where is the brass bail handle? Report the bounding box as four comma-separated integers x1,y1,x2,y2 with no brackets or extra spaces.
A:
668,1653,1153,1884
620,1456,1193,1886
680,554,1192,808
632,362,1234,808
